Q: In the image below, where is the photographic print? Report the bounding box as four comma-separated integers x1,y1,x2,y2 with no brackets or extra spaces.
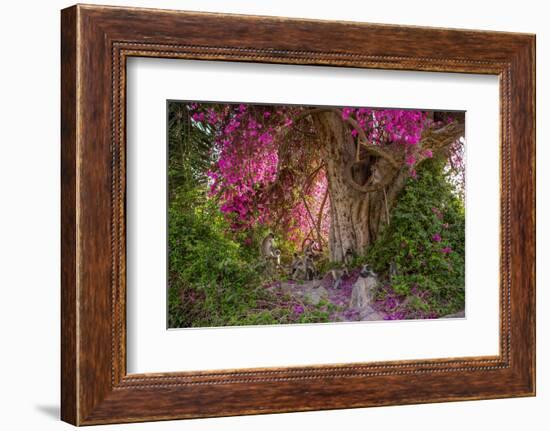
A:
167,102,465,328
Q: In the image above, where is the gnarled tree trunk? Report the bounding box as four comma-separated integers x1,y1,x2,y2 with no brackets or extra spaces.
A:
313,112,409,262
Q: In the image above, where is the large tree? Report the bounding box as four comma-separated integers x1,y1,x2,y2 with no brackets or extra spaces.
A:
188,103,464,263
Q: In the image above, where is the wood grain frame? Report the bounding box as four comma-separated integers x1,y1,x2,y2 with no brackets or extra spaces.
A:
61,4,535,426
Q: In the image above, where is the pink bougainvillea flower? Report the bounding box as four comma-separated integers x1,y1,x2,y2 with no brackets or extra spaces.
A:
385,297,398,310
192,112,205,122
432,233,442,242
441,246,452,254
405,154,416,166
293,305,305,314
341,107,353,120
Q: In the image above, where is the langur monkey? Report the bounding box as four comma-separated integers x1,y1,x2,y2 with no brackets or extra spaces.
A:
350,264,379,308
290,253,301,278
273,249,281,267
290,252,317,281
260,232,276,258
331,249,354,289
260,232,281,271
343,248,354,266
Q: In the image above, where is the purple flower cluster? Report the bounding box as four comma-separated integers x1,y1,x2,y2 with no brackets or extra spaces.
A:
293,304,305,315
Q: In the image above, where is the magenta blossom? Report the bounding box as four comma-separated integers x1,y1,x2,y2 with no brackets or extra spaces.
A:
293,305,305,315
432,233,442,242
385,297,398,310
341,107,353,120
441,246,452,254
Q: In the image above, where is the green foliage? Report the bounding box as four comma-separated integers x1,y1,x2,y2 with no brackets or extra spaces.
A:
168,187,256,327
168,102,215,193
367,157,465,316
168,186,331,327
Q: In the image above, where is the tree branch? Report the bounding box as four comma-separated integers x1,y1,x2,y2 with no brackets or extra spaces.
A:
420,120,465,153
327,110,400,169
343,162,402,193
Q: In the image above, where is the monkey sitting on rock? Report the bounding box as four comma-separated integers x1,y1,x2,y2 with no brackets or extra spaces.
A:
260,232,282,274
330,249,354,289
289,253,301,279
288,240,325,281
350,264,379,309
290,252,317,281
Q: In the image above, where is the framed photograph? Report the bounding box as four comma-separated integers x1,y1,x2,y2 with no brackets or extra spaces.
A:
61,4,535,425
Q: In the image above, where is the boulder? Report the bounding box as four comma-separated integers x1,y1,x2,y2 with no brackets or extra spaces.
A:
278,281,294,295
307,286,328,305
358,305,385,321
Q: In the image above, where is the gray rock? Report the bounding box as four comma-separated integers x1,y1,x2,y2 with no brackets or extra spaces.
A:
276,282,293,294
307,286,328,305
359,305,385,321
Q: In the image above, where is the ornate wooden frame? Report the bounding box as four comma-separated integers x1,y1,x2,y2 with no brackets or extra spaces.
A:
61,4,535,426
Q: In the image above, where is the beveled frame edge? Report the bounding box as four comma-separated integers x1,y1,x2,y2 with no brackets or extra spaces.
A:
61,4,535,426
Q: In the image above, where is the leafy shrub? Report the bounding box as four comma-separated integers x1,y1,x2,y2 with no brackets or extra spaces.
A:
367,157,465,317
168,187,332,327
168,187,262,327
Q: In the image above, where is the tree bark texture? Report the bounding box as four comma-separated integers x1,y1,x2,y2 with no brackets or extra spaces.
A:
313,112,409,262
